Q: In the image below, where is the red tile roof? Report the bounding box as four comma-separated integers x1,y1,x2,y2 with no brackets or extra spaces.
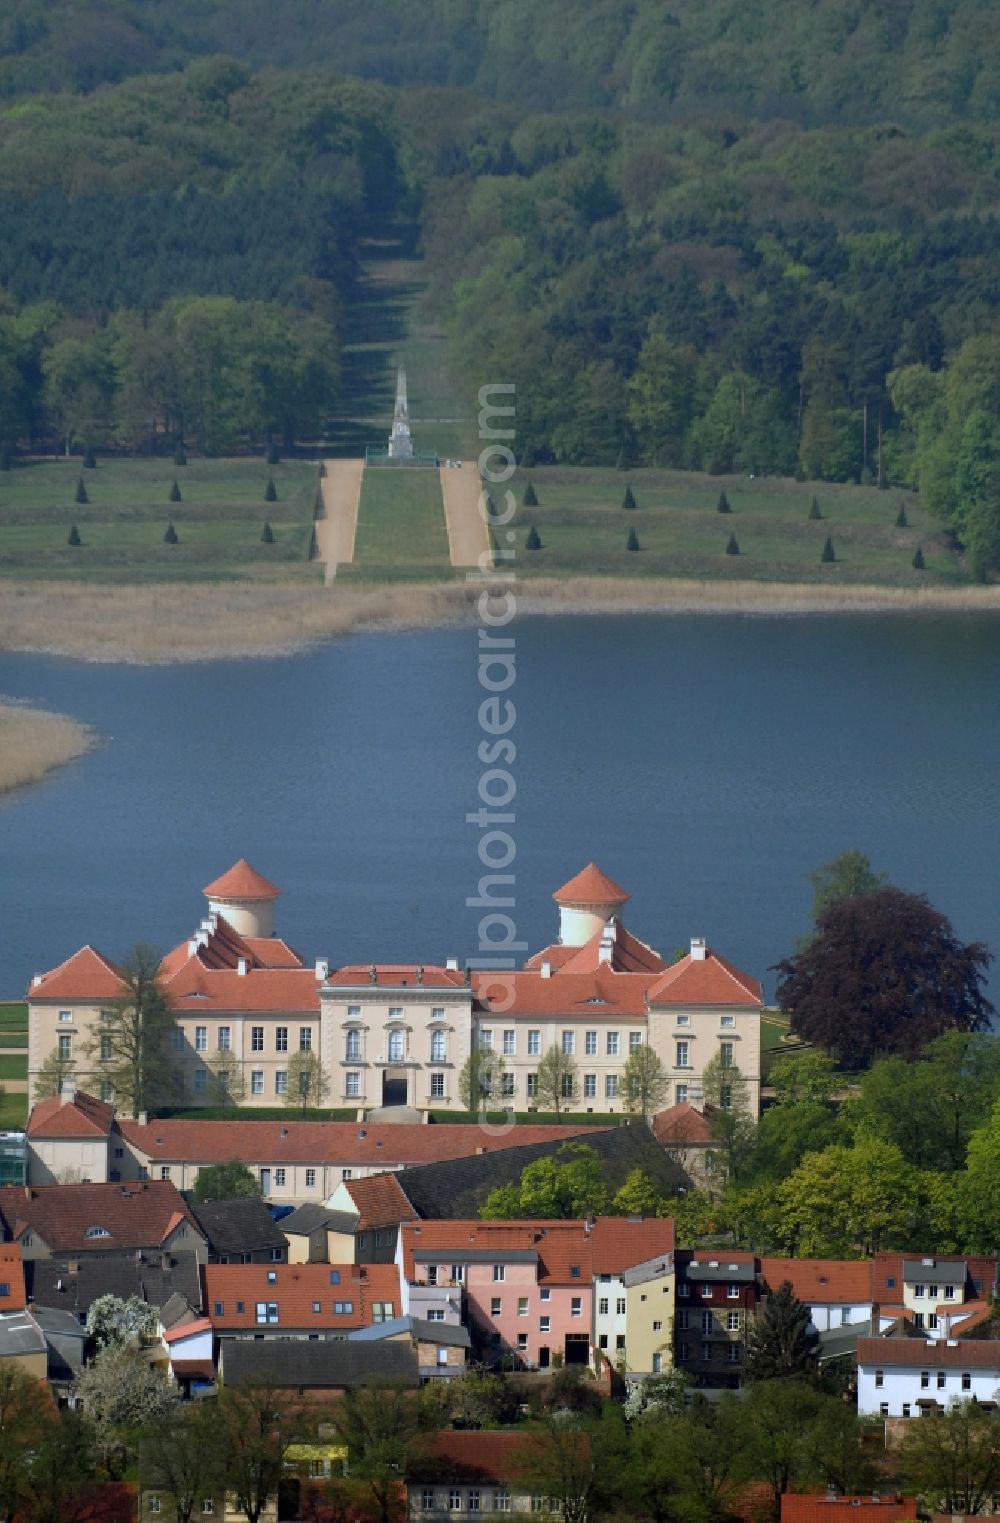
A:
203,1262,399,1330
324,965,466,988
523,944,584,972
409,1430,534,1485
782,1498,916,1523
0,1181,202,1254
589,1216,673,1274
162,1316,212,1344
119,1119,607,1167
203,859,280,900
344,1174,419,1231
401,1219,599,1285
243,937,305,968
858,1338,1000,1368
646,947,762,1006
163,963,320,1013
0,1246,26,1311
553,863,629,906
473,964,653,1018
557,923,667,975
27,945,127,1002
652,1101,717,1147
760,1258,873,1305
27,1090,115,1140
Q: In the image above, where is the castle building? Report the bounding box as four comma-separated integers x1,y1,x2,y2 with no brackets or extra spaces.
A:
26,859,762,1120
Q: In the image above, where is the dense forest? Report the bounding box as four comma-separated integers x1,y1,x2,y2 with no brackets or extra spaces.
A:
0,3,999,563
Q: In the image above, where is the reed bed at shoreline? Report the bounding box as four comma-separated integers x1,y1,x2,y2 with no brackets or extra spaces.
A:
0,699,93,793
1,576,999,665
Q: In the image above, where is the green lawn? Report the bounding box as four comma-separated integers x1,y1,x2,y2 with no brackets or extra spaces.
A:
0,1004,27,1031
0,457,321,583
345,466,453,578
427,1110,619,1126
155,1105,358,1121
0,1055,26,1081
507,467,967,586
0,1093,26,1128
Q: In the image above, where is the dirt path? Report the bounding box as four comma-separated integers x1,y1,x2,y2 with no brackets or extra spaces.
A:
317,459,364,583
440,463,492,569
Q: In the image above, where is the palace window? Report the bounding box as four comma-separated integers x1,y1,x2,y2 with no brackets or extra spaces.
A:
217,1027,231,1051
584,1075,596,1098
503,1030,516,1055
346,1031,363,1061
387,1030,405,1062
251,1027,264,1052
276,1027,288,1052
299,1027,312,1051
676,1041,689,1068
346,1072,360,1097
562,1031,575,1056
430,1073,445,1099
585,1031,598,1056
430,1031,446,1062
251,1070,264,1095
606,1032,620,1057
606,1075,619,1099
629,1031,643,1052
528,1030,541,1056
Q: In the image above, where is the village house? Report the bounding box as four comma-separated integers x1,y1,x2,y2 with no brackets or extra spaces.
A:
674,1249,756,1389
0,1179,206,1262
202,1260,400,1344
857,1336,1000,1417
781,1499,916,1523
406,1430,553,1521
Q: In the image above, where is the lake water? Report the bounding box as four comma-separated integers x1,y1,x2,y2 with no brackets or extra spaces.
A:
2,613,999,1002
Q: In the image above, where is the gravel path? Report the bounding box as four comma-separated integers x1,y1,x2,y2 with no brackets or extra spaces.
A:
317,459,364,583
440,462,492,569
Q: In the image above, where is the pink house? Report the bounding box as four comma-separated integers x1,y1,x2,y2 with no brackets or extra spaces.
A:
400,1220,594,1369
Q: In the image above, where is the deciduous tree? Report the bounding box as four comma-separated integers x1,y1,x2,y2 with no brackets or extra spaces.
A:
284,1049,330,1115
900,1400,1000,1513
139,1402,225,1523
194,1157,261,1201
81,942,177,1116
333,1380,417,1523
458,1048,509,1111
535,1044,578,1115
622,1043,668,1121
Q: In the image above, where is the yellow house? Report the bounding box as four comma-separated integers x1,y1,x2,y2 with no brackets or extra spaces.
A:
623,1252,676,1379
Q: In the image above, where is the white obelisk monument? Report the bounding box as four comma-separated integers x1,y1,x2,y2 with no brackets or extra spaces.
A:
387,365,414,459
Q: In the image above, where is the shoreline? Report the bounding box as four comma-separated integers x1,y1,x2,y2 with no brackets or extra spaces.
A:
0,699,94,795
1,576,999,664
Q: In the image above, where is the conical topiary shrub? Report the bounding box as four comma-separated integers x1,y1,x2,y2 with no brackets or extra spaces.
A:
68,524,81,546
83,444,97,469
164,522,179,545
725,533,740,555
169,479,182,503
912,544,925,570
523,481,538,507
809,496,822,520
317,460,326,478
265,477,277,503
821,535,836,563
75,477,88,506
174,444,187,466
622,484,636,510
717,489,731,514
261,522,275,544
266,443,280,466
895,502,908,528
525,524,542,550
626,526,640,551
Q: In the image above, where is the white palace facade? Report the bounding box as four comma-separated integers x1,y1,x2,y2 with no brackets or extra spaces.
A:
27,859,763,1118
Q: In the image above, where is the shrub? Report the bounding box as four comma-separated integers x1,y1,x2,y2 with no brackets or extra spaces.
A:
164,522,179,545
75,477,88,505
626,526,640,551
174,444,187,466
912,544,925,570
523,481,538,507
717,489,731,513
725,533,739,555
83,444,97,469
67,524,81,546
265,477,277,503
525,524,542,550
261,522,275,544
266,443,280,466
821,536,835,563
895,502,908,528
169,479,182,503
622,484,636,510
808,496,822,520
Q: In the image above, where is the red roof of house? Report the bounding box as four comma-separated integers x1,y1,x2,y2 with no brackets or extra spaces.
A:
27,1090,115,1140
119,1119,607,1167
0,1246,26,1311
243,937,304,968
523,944,585,972
0,1181,202,1254
553,863,629,906
323,965,466,989
473,963,653,1019
652,1101,717,1147
857,1338,1000,1368
401,1219,596,1285
162,1316,212,1345
760,1258,873,1305
408,1430,535,1485
589,1216,673,1274
344,1174,419,1231
203,859,280,900
203,1262,399,1330
646,947,762,1006
557,922,667,975
782,1498,916,1523
27,945,127,1001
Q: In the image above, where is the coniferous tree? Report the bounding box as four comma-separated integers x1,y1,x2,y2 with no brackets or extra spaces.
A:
164,522,178,544
895,502,908,528
266,443,280,466
265,477,277,503
68,524,81,546
809,496,822,520
75,477,88,505
912,544,925,570
261,522,274,544
317,460,326,478
174,444,187,466
523,481,538,507
821,536,835,562
525,524,542,550
169,479,182,503
726,533,740,555
717,488,731,513
626,526,640,551
622,484,636,510
83,444,97,469
745,1281,820,1383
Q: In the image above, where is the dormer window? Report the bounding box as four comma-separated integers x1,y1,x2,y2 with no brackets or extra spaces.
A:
84,1226,110,1239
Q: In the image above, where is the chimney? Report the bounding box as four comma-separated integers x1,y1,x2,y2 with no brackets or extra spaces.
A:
187,939,199,958
540,960,552,979
315,959,329,981
446,957,459,972
598,922,615,965
60,1077,76,1104
23,1186,32,1200
31,974,42,988
690,937,707,961
137,1111,147,1126
237,956,249,976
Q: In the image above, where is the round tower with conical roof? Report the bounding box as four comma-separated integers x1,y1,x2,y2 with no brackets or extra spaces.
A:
552,862,630,946
203,858,280,938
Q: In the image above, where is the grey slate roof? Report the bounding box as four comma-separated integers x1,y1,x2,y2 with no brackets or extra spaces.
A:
187,1196,288,1257
902,1259,967,1282
396,1123,686,1219
220,1337,419,1388
28,1250,202,1316
0,1309,46,1359
818,1316,876,1362
348,1315,470,1347
281,1203,358,1237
